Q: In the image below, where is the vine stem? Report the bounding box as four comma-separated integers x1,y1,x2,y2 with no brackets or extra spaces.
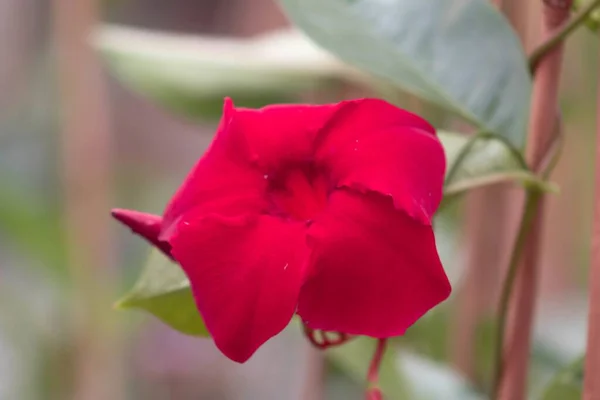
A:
529,0,600,72
493,1,572,399
491,190,543,396
582,36,600,400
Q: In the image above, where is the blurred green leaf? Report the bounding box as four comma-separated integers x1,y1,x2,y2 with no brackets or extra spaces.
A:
94,25,355,121
402,309,496,390
402,307,583,397
327,337,410,399
439,131,553,196
0,182,66,271
395,351,484,400
116,249,208,336
573,0,600,32
326,337,483,399
278,0,532,147
539,356,584,400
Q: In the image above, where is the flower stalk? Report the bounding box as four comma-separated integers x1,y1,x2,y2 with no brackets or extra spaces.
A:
365,339,387,400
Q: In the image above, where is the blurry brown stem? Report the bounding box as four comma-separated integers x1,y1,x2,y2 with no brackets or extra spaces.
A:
51,0,122,398
452,185,512,381
494,1,571,400
451,0,524,386
582,37,600,400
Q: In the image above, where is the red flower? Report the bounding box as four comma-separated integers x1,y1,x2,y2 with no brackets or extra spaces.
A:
113,98,451,363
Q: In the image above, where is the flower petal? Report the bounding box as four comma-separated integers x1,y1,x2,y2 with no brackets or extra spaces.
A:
326,127,445,224
162,98,439,229
161,98,268,231
233,102,340,170
235,99,434,172
315,98,435,156
297,189,451,338
168,210,308,363
111,209,172,258
313,99,443,224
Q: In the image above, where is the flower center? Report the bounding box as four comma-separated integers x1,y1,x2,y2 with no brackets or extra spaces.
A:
266,164,330,222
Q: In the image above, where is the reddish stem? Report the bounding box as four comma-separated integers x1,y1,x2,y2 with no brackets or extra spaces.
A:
582,40,600,400
452,185,513,381
52,0,122,397
496,1,571,399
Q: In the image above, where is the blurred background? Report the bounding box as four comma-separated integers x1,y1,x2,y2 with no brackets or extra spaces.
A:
0,0,597,399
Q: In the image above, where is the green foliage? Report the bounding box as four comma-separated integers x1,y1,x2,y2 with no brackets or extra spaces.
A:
278,0,532,147
539,356,584,400
116,250,209,336
95,25,348,121
439,131,553,196
327,337,410,399
0,181,66,272
574,0,600,31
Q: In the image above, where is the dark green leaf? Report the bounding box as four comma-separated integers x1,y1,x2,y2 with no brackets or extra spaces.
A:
278,0,532,146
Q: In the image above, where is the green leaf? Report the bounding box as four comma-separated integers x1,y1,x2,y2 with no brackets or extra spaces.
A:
573,0,600,32
278,0,532,146
439,131,554,196
116,250,208,336
94,25,353,121
539,356,584,400
0,181,66,272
